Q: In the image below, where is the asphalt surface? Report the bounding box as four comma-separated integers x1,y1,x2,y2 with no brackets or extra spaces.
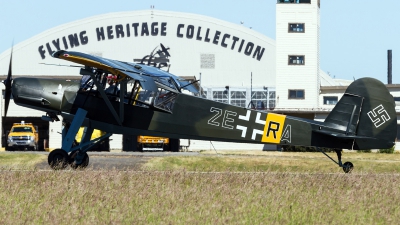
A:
29,151,201,170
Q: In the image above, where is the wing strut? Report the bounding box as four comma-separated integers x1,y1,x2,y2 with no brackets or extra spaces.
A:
89,73,122,126
119,80,127,122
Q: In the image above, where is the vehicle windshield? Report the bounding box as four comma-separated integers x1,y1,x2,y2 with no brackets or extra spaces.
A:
11,127,32,132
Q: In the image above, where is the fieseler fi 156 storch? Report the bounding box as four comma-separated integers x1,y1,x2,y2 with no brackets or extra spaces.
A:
3,49,397,172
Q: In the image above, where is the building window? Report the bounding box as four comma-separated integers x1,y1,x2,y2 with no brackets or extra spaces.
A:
201,91,207,98
200,54,215,69
213,91,228,104
323,96,338,105
277,0,311,3
230,91,246,107
288,55,305,65
269,91,276,109
288,90,305,99
251,91,267,110
288,23,305,33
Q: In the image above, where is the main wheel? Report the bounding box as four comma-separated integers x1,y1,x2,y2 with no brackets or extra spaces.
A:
48,149,69,170
69,151,89,169
342,161,354,173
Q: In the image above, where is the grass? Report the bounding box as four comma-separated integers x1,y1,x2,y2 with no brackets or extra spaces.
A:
0,152,46,169
1,151,400,224
1,170,400,224
144,151,400,173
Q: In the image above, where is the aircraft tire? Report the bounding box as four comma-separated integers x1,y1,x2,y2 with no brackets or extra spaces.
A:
69,151,89,169
48,149,69,170
342,162,354,173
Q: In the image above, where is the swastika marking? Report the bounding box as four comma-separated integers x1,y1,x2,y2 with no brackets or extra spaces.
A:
367,104,390,128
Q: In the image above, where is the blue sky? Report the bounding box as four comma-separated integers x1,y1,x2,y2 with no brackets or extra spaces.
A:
1,0,399,83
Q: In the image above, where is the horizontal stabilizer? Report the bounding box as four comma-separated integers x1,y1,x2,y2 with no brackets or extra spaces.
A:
313,129,378,141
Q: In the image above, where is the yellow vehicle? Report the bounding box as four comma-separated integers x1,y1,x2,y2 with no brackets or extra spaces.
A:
6,121,39,151
137,136,180,151
75,127,110,151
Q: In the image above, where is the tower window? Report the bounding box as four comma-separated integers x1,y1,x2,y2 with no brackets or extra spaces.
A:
288,90,305,99
288,23,305,33
323,96,338,105
288,55,305,65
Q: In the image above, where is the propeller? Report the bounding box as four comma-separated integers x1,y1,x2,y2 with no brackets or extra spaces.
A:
3,49,13,117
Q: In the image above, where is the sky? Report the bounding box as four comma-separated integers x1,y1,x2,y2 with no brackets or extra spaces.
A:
1,0,399,83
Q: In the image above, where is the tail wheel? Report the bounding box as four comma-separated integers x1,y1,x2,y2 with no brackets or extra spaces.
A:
342,162,354,173
48,149,69,170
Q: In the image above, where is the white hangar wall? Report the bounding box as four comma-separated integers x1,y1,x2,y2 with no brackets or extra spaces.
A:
0,10,276,88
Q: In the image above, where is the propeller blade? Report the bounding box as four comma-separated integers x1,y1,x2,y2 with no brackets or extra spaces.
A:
3,49,13,117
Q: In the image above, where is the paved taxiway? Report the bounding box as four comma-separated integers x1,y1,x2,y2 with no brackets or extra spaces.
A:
27,151,201,170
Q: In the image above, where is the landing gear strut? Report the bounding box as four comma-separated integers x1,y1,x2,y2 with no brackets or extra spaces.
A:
317,148,354,173
47,108,111,170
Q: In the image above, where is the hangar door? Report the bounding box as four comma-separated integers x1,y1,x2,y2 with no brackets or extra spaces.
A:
2,117,49,151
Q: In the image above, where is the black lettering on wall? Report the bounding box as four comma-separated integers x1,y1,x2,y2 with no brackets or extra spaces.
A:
38,46,46,59
161,22,167,36
132,23,139,36
52,39,61,51
62,37,68,49
68,34,80,48
96,27,105,41
186,25,194,39
115,24,124,38
253,46,265,61
213,30,221,45
177,24,184,38
141,22,149,36
151,22,158,36
238,39,245,53
244,42,254,56
126,24,131,37
80,31,88,45
204,28,211,42
107,26,114,39
221,34,230,48
231,36,239,50
196,26,202,41
46,43,55,56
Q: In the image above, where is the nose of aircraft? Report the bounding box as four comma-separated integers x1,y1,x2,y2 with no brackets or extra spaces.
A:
11,77,79,114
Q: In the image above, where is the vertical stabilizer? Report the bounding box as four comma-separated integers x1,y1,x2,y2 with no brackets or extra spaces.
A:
325,78,396,149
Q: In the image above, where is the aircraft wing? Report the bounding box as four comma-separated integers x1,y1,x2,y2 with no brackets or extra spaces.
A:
52,50,199,93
